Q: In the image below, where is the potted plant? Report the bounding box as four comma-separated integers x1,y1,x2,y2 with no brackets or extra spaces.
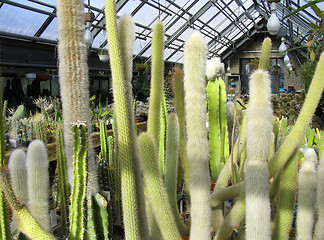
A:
98,47,109,62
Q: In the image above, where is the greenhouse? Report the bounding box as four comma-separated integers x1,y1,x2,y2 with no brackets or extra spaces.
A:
0,0,323,239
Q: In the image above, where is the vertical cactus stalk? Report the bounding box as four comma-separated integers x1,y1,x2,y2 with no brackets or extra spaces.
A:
100,120,109,161
137,133,181,240
56,123,69,236
0,169,55,240
183,32,211,240
69,122,88,240
165,113,189,236
0,77,10,240
147,21,165,145
8,149,28,229
258,38,271,71
56,0,98,195
170,68,190,200
296,149,317,240
105,1,149,239
158,90,168,176
245,51,273,240
26,140,51,232
268,50,324,176
316,151,324,239
272,150,298,240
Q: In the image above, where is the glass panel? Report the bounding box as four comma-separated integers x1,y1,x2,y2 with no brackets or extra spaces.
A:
0,4,48,36
40,17,58,40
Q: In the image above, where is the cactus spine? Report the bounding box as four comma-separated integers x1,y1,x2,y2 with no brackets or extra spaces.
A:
137,132,181,240
0,78,10,240
245,55,273,240
273,150,298,240
147,21,165,146
183,32,211,240
316,151,324,239
296,149,317,240
165,113,189,236
56,0,98,195
26,140,50,232
69,122,88,239
105,1,149,239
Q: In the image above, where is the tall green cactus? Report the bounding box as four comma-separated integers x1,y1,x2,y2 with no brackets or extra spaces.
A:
137,132,181,240
183,31,211,240
296,149,317,240
56,123,69,236
158,90,168,176
69,122,88,240
56,0,98,196
0,77,10,240
26,140,51,232
105,1,149,239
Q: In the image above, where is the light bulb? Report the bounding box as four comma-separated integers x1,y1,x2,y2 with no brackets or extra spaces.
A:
279,37,287,54
267,3,280,35
287,62,292,69
284,55,290,65
84,22,93,48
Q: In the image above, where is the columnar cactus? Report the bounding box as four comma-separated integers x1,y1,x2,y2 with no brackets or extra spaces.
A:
316,150,324,239
158,91,168,176
56,0,98,195
245,68,273,240
296,149,317,240
105,1,149,238
137,132,181,240
26,140,50,232
69,122,89,240
147,21,165,146
183,31,211,240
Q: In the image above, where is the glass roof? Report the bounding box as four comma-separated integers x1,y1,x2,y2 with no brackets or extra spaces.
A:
0,0,322,63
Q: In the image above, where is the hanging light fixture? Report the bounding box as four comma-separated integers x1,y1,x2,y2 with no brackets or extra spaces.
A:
279,37,287,54
84,0,94,49
284,54,290,65
267,1,281,35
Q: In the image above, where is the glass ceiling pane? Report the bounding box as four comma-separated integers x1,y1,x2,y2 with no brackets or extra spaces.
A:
40,17,58,40
0,3,48,36
17,0,55,12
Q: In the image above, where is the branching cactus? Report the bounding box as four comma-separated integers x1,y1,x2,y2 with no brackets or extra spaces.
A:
56,0,98,195
183,31,211,240
69,122,88,240
0,78,10,240
245,38,273,240
8,149,28,228
105,1,149,238
164,113,189,236
296,149,318,240
316,150,324,239
137,132,181,240
26,140,51,232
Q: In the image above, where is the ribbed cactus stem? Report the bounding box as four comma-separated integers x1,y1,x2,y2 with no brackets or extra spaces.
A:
137,133,181,240
165,113,189,236
183,31,211,240
158,90,168,176
69,122,88,240
273,150,298,240
0,169,55,240
269,51,324,176
316,151,324,239
245,69,273,240
296,150,317,240
105,1,148,238
100,120,109,160
258,37,271,70
0,77,11,240
26,140,50,232
8,149,28,229
147,21,165,145
56,0,98,195
56,123,69,236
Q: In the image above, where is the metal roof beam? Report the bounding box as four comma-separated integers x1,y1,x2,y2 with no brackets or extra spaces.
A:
1,0,56,16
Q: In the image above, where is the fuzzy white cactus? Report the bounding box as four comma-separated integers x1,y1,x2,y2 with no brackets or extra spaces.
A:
183,31,211,240
316,151,324,239
205,57,224,80
296,150,318,240
245,69,273,240
26,140,50,232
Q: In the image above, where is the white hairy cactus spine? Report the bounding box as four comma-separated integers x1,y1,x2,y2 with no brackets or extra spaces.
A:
296,149,317,240
183,31,211,240
245,70,273,240
316,151,324,239
26,140,50,232
56,0,98,195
